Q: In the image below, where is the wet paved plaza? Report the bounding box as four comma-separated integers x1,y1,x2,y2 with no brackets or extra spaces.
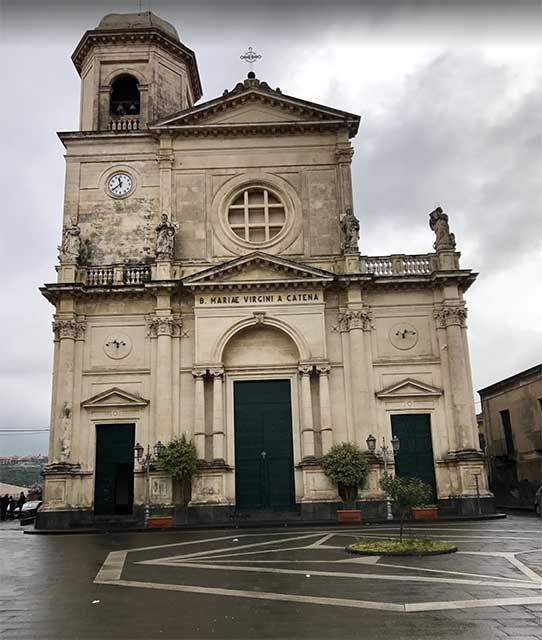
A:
1,514,541,639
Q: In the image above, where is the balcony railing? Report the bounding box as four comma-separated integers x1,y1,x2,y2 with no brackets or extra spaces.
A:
85,265,150,286
87,267,114,286
109,117,140,132
124,265,150,284
364,254,435,276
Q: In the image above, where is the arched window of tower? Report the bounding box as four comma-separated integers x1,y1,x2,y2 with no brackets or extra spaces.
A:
110,75,140,116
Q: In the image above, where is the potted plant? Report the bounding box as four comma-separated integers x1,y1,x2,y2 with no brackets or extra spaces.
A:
411,504,438,520
380,474,434,541
321,442,369,521
154,435,199,528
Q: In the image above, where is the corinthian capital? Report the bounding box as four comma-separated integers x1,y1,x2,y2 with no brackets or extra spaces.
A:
335,144,354,164
337,309,373,332
52,319,87,341
147,315,183,337
434,306,468,328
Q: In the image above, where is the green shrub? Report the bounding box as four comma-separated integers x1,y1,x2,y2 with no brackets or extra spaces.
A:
380,473,433,540
157,436,199,505
321,442,369,505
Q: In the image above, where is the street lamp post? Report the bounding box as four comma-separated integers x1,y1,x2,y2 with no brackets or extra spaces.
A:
366,434,400,521
134,441,164,527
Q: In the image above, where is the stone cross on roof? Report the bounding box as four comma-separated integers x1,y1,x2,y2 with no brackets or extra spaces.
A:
240,46,262,71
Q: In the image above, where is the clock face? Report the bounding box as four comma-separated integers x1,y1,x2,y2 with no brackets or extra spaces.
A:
107,173,133,197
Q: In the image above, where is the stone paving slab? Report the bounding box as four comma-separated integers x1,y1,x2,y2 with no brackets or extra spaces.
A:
1,513,541,639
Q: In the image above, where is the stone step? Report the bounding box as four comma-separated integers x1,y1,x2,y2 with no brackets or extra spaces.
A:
230,509,302,522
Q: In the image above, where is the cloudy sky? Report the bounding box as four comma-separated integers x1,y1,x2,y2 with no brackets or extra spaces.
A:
0,0,540,455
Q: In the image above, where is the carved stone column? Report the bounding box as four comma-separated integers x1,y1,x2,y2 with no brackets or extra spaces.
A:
316,366,333,455
299,365,316,460
434,306,477,451
148,315,182,445
210,368,225,462
51,318,86,462
192,368,207,460
158,135,174,215
340,309,372,448
338,312,354,442
335,144,354,213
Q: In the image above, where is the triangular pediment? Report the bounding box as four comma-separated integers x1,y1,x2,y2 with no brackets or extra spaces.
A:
376,378,443,399
202,104,305,125
81,387,149,409
151,77,359,136
182,252,335,290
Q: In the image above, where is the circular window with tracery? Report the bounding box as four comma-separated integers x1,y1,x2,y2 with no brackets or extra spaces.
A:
227,187,286,244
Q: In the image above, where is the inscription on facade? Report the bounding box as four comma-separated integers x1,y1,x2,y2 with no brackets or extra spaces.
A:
197,291,322,306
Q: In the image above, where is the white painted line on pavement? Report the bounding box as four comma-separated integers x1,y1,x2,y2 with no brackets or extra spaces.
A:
97,578,406,612
94,551,126,583
168,561,542,590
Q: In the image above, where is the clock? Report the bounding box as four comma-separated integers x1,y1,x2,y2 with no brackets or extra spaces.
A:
107,172,133,197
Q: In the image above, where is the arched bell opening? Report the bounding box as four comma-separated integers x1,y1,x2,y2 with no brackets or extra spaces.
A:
110,74,140,116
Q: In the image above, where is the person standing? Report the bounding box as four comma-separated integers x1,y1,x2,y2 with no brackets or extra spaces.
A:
17,492,26,515
7,496,16,519
0,494,8,521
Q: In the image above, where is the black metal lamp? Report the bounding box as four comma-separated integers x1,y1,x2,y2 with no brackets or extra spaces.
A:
134,442,144,461
366,434,376,452
153,440,164,458
391,434,400,454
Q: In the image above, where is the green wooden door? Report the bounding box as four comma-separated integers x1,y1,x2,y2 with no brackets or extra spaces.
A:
234,380,295,509
391,414,437,500
94,424,135,515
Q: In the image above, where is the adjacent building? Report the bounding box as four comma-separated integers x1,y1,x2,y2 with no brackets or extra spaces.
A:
37,11,492,528
478,364,542,507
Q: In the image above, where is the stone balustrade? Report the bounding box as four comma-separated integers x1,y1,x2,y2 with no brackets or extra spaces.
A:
84,265,150,286
68,253,450,288
124,265,150,284
109,117,140,132
87,266,114,286
364,254,436,276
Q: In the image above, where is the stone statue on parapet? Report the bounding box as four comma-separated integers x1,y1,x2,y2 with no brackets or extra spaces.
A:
156,212,178,259
341,207,360,254
58,216,81,263
429,207,456,251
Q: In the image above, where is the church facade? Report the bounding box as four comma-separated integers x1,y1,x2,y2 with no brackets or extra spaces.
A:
38,12,493,529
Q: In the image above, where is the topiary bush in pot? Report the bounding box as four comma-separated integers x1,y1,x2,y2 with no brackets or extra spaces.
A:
321,442,369,512
157,435,199,506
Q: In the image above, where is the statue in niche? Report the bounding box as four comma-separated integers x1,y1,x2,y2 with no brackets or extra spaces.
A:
155,212,178,259
340,207,360,254
429,207,456,251
58,401,72,462
58,216,81,263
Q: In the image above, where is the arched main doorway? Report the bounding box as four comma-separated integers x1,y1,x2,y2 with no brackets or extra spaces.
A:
223,324,299,509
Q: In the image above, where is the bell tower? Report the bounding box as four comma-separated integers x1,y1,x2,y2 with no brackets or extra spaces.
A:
71,11,201,131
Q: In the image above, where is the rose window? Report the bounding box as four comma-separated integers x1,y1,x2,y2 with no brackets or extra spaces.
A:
227,187,286,243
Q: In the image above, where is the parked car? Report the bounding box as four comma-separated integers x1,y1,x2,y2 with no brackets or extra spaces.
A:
535,486,542,518
18,500,42,525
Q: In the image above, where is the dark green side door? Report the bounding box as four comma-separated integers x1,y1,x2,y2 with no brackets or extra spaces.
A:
94,424,135,515
391,414,437,500
234,380,295,509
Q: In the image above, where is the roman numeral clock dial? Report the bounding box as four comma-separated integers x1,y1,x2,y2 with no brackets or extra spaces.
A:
107,173,133,197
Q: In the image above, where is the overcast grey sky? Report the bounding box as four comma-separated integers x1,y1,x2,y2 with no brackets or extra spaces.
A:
0,0,540,455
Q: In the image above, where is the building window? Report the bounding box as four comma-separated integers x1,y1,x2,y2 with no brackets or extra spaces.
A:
110,75,140,116
227,187,286,244
499,409,515,455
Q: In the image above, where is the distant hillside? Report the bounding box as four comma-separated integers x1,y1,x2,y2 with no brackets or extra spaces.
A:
0,457,47,487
